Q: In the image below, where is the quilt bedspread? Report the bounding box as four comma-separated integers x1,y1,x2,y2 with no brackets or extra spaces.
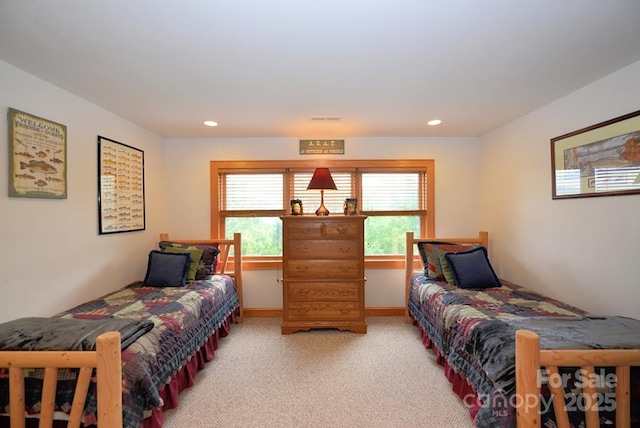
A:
0,275,239,428
407,273,589,427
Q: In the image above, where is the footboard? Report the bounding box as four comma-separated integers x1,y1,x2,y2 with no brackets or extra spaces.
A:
515,329,640,428
0,331,122,428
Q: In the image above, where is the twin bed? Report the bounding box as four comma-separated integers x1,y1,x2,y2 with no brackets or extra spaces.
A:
404,231,640,428
2,229,639,428
0,233,243,428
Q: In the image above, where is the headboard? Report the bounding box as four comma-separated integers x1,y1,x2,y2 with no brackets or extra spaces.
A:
404,231,489,322
159,232,243,323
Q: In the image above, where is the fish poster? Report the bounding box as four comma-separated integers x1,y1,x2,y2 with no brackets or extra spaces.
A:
8,108,67,198
98,136,145,234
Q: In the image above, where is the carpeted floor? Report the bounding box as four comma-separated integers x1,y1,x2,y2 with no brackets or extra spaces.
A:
162,317,473,428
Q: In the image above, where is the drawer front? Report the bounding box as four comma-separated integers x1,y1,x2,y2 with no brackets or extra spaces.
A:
287,302,362,321
323,221,361,239
285,222,323,240
287,240,360,259
287,282,361,302
285,259,362,279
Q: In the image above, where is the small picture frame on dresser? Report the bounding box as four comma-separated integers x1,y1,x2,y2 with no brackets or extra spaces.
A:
290,199,303,215
344,198,358,215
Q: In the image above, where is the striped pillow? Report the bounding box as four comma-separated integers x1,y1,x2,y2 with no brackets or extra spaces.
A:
417,242,475,281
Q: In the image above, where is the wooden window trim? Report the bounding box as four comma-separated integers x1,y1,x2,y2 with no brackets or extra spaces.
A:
211,159,435,269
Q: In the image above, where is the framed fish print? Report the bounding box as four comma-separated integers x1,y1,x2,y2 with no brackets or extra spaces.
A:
98,136,145,234
8,108,67,199
551,109,640,199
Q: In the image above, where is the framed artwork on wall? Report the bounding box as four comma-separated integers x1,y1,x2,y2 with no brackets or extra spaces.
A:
98,136,145,234
551,109,640,199
8,108,67,199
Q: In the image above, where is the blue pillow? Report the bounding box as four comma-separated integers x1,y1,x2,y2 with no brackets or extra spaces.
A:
444,246,501,289
143,250,191,287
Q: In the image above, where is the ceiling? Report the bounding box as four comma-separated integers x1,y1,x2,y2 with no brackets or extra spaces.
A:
1,1,640,139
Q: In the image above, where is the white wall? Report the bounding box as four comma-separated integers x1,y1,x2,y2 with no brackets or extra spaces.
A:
5,55,637,320
0,60,166,323
479,60,640,319
162,136,483,308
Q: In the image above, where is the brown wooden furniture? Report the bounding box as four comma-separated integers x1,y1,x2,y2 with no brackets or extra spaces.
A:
0,331,122,428
281,215,367,334
516,329,640,428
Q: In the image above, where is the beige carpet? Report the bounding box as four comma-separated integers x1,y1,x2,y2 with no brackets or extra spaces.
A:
162,317,473,428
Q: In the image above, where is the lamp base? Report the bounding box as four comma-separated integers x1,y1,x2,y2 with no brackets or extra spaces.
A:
315,203,330,216
314,189,330,215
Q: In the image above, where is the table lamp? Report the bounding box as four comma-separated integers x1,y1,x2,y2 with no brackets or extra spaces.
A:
306,167,337,216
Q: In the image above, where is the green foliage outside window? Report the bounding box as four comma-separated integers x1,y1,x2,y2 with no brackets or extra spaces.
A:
226,217,282,256
226,216,418,256
364,216,420,255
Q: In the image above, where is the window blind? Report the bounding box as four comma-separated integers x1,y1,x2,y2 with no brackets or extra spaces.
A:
224,173,283,210
362,173,420,211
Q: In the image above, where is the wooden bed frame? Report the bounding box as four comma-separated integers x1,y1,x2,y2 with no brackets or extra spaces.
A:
404,230,640,427
0,232,243,428
404,230,488,322
0,331,122,428
516,329,640,428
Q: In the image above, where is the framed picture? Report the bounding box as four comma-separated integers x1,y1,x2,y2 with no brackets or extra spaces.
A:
98,136,145,234
343,198,358,215
551,110,640,199
8,108,67,199
290,199,303,215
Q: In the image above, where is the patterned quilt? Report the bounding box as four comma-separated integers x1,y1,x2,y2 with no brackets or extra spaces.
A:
0,275,239,428
407,273,589,427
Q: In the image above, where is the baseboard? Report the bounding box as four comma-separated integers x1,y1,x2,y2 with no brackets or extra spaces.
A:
243,308,282,318
243,307,405,318
365,307,405,317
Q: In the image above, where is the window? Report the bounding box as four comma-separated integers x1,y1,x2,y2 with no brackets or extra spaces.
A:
211,160,434,269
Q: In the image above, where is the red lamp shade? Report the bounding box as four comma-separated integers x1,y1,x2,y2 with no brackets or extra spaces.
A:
307,168,337,191
307,168,337,215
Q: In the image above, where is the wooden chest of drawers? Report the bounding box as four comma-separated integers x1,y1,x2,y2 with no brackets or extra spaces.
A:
281,215,367,334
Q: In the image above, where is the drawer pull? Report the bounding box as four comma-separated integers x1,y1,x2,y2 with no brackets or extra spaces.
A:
338,264,352,273
294,245,309,253
339,306,353,314
339,289,356,296
295,307,310,314
336,227,348,235
294,289,310,296
295,265,309,272
337,245,352,253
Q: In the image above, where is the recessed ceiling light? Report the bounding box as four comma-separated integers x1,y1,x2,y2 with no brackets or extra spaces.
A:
203,120,218,127
427,119,442,126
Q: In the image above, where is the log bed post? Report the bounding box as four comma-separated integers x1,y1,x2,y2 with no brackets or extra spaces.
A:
515,330,541,428
405,231,415,323
96,331,123,428
232,232,243,323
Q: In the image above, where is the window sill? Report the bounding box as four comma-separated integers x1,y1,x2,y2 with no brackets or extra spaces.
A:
240,257,409,270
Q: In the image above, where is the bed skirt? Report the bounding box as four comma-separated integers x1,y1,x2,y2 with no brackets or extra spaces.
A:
414,321,481,421
142,310,236,428
0,309,237,428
